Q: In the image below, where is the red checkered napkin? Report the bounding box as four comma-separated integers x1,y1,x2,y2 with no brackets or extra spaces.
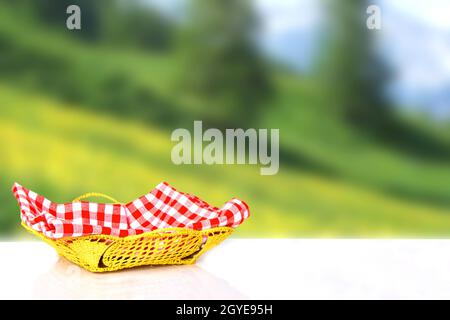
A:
12,182,250,239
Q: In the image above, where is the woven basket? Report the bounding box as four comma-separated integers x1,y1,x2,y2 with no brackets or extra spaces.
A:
23,223,232,272
22,193,234,272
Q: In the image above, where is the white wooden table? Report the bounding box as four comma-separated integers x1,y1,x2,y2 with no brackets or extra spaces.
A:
1,239,450,299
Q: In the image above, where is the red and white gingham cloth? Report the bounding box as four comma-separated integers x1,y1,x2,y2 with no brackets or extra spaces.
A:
12,182,250,239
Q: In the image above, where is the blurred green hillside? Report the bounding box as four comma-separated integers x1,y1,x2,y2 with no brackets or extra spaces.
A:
3,83,450,238
1,1,449,237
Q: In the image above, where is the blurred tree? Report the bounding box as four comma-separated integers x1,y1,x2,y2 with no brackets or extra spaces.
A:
15,0,173,50
318,1,450,158
23,0,103,40
181,0,272,129
319,0,392,130
102,0,174,51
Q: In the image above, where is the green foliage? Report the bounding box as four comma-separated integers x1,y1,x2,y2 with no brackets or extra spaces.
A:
319,0,391,128
9,0,174,49
101,1,174,51
265,75,450,208
316,0,450,161
0,5,183,127
180,0,273,128
13,0,104,40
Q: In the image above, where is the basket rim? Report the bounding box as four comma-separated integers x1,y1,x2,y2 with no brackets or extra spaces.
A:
21,222,233,242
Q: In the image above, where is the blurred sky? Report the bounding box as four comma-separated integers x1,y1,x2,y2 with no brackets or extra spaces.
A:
147,0,450,119
381,0,450,119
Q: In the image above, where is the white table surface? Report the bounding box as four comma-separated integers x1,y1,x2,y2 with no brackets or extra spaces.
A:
1,239,450,299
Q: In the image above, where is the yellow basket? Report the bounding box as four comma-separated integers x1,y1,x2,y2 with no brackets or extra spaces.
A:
22,193,234,272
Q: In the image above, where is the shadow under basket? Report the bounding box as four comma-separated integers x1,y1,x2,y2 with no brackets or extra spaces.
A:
22,223,233,272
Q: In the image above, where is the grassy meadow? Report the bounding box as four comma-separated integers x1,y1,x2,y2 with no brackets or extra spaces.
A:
2,83,450,238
